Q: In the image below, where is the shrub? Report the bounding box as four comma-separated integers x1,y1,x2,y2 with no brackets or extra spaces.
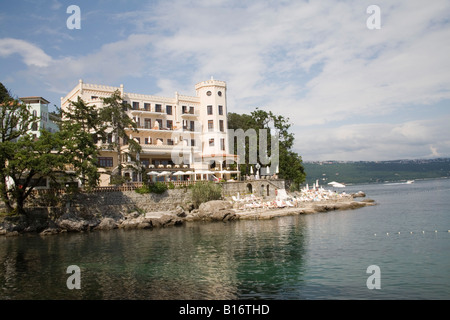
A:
150,182,168,194
134,182,168,194
190,182,223,208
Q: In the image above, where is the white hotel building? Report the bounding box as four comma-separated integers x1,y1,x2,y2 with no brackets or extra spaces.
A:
61,78,239,186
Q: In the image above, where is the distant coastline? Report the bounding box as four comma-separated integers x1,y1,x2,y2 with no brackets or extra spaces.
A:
303,158,450,185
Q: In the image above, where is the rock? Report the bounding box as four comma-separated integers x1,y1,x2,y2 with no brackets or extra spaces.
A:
5,230,19,237
211,209,237,222
197,200,236,221
198,200,232,216
173,206,186,217
94,218,118,231
119,215,145,229
39,227,60,236
158,214,184,227
125,211,141,219
137,221,153,229
57,218,89,232
352,191,366,198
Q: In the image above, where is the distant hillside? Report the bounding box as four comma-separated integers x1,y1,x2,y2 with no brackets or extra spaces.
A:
303,158,450,185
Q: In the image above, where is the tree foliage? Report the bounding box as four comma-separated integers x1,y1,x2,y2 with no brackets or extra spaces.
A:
190,182,223,208
99,90,141,178
228,108,306,189
59,96,106,189
0,85,70,214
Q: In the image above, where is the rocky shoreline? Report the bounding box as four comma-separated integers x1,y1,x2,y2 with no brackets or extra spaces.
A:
0,196,376,237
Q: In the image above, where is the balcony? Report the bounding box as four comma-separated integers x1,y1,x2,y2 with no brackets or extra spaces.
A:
181,109,199,117
130,108,167,116
182,126,196,132
136,125,174,131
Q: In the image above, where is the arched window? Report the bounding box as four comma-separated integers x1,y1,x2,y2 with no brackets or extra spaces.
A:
246,183,252,194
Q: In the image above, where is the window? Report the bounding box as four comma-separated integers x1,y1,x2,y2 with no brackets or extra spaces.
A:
189,106,194,114
91,96,98,100
155,104,162,112
206,91,212,96
167,138,174,145
207,105,213,115
218,91,222,97
182,105,187,114
166,105,172,115
209,138,215,147
208,120,214,132
132,102,139,110
144,137,151,144
218,105,223,115
166,120,173,130
31,122,38,131
107,133,113,144
144,103,151,111
220,138,225,151
190,120,195,131
219,120,224,132
98,157,113,167
191,139,195,147
156,119,163,128
144,118,151,129
135,137,141,144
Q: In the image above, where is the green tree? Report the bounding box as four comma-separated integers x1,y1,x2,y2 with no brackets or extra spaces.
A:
228,108,305,189
100,90,141,181
0,92,73,214
0,85,104,215
59,96,106,189
0,82,11,102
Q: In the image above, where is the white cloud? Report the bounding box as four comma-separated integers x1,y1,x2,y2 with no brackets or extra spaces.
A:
0,38,52,67
2,0,449,161
295,115,450,161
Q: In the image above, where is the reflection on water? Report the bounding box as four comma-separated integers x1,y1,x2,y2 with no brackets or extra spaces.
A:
0,216,307,300
1,179,449,300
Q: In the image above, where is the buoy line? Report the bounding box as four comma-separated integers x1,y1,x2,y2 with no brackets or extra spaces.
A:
373,229,450,236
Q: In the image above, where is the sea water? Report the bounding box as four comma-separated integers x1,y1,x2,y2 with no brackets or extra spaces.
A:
0,178,449,300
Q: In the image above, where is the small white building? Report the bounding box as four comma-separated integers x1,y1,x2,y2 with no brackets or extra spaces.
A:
20,96,59,137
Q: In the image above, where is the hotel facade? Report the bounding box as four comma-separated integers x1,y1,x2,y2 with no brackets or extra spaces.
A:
61,78,239,186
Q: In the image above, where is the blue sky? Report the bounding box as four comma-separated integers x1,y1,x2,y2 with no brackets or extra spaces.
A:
1,0,450,161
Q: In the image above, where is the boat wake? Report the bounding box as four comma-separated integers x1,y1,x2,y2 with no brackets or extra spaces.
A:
384,180,415,186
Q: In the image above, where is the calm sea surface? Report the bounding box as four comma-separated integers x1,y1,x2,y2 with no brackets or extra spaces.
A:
1,178,449,300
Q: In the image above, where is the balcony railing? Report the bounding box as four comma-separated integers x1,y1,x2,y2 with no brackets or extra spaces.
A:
137,125,174,131
181,110,199,116
130,108,167,115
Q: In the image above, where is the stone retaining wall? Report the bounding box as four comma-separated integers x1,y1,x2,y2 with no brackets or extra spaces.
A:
221,179,285,199
66,189,193,213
